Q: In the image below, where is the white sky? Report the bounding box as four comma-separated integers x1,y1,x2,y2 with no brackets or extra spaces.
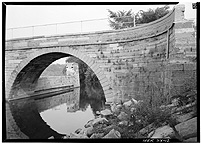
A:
5,2,197,64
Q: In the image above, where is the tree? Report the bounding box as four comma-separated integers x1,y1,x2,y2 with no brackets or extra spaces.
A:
135,5,170,24
108,5,170,30
108,9,134,30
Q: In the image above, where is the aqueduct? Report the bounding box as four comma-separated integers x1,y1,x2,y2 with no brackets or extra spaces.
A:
5,4,197,139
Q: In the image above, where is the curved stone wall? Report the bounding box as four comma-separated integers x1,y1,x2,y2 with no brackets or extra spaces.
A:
5,8,175,103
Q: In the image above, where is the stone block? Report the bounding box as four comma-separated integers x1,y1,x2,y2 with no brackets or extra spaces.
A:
184,137,197,142
150,125,175,138
184,63,197,70
175,117,197,139
166,64,184,71
175,112,194,123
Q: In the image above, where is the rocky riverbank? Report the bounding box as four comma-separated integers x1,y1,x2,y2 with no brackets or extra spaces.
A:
48,93,197,141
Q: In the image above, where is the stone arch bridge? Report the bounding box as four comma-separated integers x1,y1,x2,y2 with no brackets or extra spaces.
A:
5,5,196,104
5,4,197,139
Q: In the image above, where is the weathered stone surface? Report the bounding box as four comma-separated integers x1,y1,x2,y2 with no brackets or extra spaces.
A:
48,136,54,139
139,123,155,136
85,117,108,128
110,103,122,115
117,111,128,121
184,137,197,142
5,5,197,139
103,129,121,138
75,128,82,134
123,100,133,108
85,126,94,137
150,125,175,138
90,133,104,139
84,119,94,128
100,109,112,116
175,117,197,139
175,112,194,123
69,132,88,139
118,120,129,126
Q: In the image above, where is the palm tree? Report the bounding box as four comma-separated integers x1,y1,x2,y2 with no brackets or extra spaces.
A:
108,9,134,30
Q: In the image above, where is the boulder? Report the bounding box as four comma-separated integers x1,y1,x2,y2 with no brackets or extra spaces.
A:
100,109,112,116
117,111,128,121
150,125,175,138
69,133,88,139
92,117,108,126
90,133,104,139
123,100,133,108
84,119,94,128
85,126,94,137
48,136,54,139
118,120,129,126
148,130,155,138
103,129,121,138
131,98,138,104
63,135,70,139
75,128,82,134
96,111,101,115
111,104,122,115
175,117,197,139
139,123,155,136
175,111,194,123
184,137,197,142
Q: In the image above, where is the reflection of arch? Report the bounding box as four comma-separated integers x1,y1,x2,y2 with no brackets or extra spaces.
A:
6,47,113,102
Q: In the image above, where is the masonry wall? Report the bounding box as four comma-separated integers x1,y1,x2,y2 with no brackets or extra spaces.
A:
5,5,197,103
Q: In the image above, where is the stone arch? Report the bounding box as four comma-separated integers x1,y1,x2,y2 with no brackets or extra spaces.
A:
6,46,113,102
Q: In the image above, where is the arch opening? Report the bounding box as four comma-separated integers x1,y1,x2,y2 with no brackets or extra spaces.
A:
8,50,111,103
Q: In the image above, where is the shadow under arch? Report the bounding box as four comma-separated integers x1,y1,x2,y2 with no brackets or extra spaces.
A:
6,47,113,102
5,47,113,139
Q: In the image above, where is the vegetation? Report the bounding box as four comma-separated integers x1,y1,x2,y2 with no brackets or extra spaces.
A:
108,5,170,30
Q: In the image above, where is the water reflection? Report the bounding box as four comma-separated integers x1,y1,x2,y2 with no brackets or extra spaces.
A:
9,84,105,139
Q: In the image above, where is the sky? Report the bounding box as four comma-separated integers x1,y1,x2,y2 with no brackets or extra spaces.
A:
5,2,197,64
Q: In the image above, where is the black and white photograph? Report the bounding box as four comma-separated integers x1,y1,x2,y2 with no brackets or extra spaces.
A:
3,1,199,142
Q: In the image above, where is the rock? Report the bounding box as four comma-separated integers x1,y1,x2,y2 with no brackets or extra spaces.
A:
130,107,136,113
48,136,54,139
117,111,128,121
175,117,197,139
96,111,101,115
123,100,133,108
131,98,138,104
63,135,70,139
92,117,108,126
118,120,129,126
85,126,94,137
150,125,175,138
84,119,94,128
139,123,155,136
69,133,88,139
175,111,194,123
111,104,122,115
75,128,82,134
148,130,155,138
90,133,104,139
100,109,112,116
184,137,197,142
103,129,121,138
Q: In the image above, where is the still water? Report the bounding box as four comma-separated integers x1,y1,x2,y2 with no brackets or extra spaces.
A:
9,86,105,139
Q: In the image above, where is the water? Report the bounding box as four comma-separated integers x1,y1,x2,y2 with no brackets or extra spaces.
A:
9,85,105,139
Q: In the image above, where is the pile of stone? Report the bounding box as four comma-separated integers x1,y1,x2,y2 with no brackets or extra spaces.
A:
47,98,140,139
48,96,197,141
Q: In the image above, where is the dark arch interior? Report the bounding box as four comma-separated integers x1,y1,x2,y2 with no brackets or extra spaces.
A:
10,52,70,98
8,52,106,139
